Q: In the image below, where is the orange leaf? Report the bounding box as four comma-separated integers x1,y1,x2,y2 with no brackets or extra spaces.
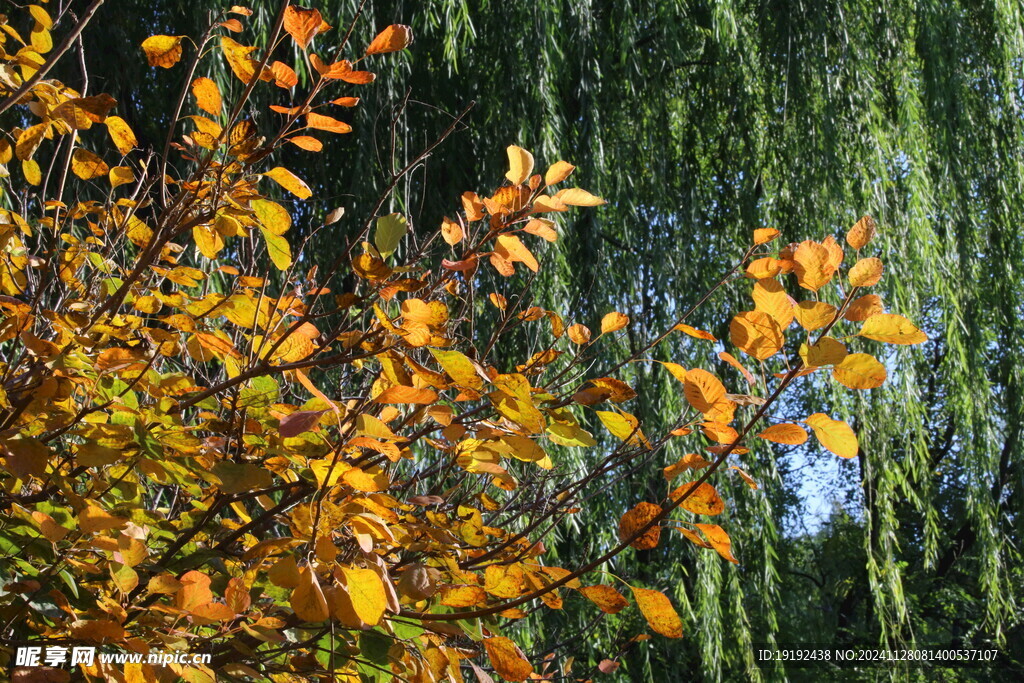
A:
483,637,534,682
694,523,739,564
374,385,438,405
567,324,591,344
682,368,725,415
365,24,413,55
757,423,808,445
600,311,629,334
846,215,876,250
71,148,109,180
284,6,324,49
718,351,755,385
619,502,662,550
505,145,535,185
753,227,780,245
306,112,352,134
440,217,463,245
729,465,759,490
799,336,848,367
730,310,784,360
752,278,794,328
673,323,717,341
191,77,222,115
544,160,575,185
844,294,884,322
579,585,629,614
670,481,725,516
287,135,323,152
632,587,683,638
794,301,837,331
792,240,835,291
663,453,711,481
270,60,298,88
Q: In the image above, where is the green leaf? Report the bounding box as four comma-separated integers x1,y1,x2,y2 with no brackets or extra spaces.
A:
374,212,407,258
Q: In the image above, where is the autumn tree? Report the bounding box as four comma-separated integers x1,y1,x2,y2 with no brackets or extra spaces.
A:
0,3,927,681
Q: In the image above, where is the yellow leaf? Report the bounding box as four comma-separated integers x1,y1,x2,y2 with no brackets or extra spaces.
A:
109,165,135,188
365,24,413,55
757,423,808,445
600,311,629,334
544,160,575,185
252,198,291,235
374,385,437,405
682,368,725,415
71,148,109,180
193,224,224,259
15,122,48,161
106,116,138,155
596,409,646,446
746,256,782,280
290,566,329,622
191,77,222,115
141,35,184,68
794,300,838,331
263,166,312,199
849,257,883,287
670,481,724,516
306,112,352,134
858,313,928,345
846,215,876,250
694,523,739,564
495,234,538,272
556,187,606,206
79,502,128,534
753,227,780,245
832,353,886,389
632,587,683,638
221,36,263,84
340,566,387,626
505,145,534,185
429,348,483,389
259,227,292,270
805,413,859,458
28,5,53,30
440,216,463,245
580,585,629,614
730,310,783,360
619,501,662,550
792,240,835,291
799,336,848,367
483,637,534,682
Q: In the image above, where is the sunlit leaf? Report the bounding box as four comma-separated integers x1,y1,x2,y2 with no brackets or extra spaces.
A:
191,77,222,115
290,566,329,622
805,413,859,458
858,313,927,345
483,637,534,682
669,482,724,516
505,145,534,185
849,257,883,287
632,587,683,638
365,24,413,54
619,502,662,550
263,167,312,199
757,423,808,445
846,215,876,250
141,35,184,68
694,523,739,564
832,353,886,389
579,585,629,614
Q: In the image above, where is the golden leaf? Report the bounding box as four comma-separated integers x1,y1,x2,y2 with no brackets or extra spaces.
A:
694,523,739,564
858,313,928,345
283,6,324,49
757,423,808,445
753,227,780,244
191,77,222,115
483,637,534,682
340,566,387,626
600,311,629,334
799,336,848,367
544,160,575,185
832,353,886,389
106,116,138,155
619,501,662,550
263,166,312,199
556,187,606,206
730,310,784,360
71,148,109,180
505,145,534,185
793,300,838,331
846,215,876,250
669,482,725,516
792,240,835,291
849,257,883,287
141,35,184,68
579,585,629,614
306,112,352,134
844,294,884,322
632,587,683,638
290,566,329,622
752,278,794,328
805,413,859,458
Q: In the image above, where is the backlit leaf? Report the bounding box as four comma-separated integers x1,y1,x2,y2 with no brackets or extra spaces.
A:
670,482,724,516
306,112,352,134
556,187,606,206
632,587,683,638
283,6,324,49
600,311,629,334
792,240,835,291
141,35,184,68
757,423,808,445
505,145,534,185
844,294,884,322
832,353,886,389
753,227,780,244
374,385,438,405
805,413,859,458
544,160,575,185
258,227,292,270
263,167,312,199
71,148,109,180
580,585,629,614
694,523,739,564
106,116,138,155
846,215,876,250
730,310,783,360
619,502,662,550
794,301,837,331
858,313,928,345
191,77,222,115
290,566,329,622
752,278,794,328
849,257,883,287
340,566,387,626
365,24,413,55
483,637,534,682
799,336,847,367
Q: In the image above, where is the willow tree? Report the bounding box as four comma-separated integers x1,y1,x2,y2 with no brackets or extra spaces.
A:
59,0,1024,678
